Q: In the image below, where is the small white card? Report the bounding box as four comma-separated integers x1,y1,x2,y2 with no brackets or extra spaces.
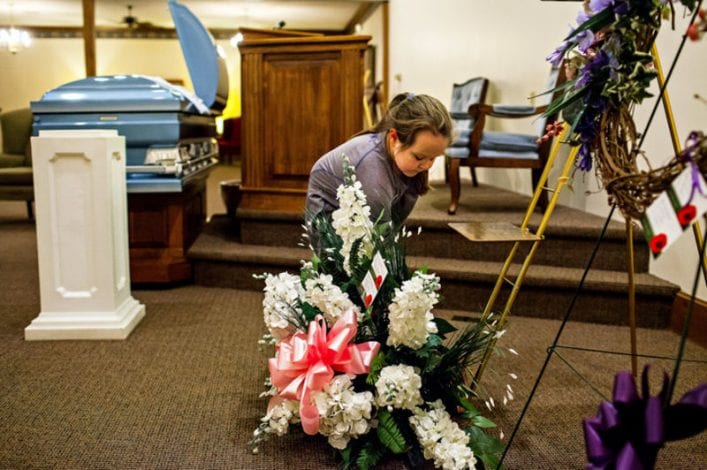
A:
360,271,377,308
641,166,707,257
371,251,388,289
358,251,389,309
670,167,707,228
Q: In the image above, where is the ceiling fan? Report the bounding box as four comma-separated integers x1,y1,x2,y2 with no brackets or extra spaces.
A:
120,4,155,29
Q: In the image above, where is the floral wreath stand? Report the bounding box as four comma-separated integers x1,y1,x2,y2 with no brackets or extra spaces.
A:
461,6,707,390
468,2,707,467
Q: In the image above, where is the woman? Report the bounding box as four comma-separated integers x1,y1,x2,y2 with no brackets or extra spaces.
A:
305,92,453,230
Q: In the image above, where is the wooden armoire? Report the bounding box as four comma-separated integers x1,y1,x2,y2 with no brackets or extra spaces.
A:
237,30,371,214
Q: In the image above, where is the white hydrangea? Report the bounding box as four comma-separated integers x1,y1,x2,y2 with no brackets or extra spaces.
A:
304,273,360,325
250,398,301,453
264,399,301,436
312,374,375,449
387,272,440,349
331,172,374,276
262,272,305,341
409,400,477,470
375,364,423,411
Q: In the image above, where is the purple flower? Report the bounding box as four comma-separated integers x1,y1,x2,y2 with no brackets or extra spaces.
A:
547,41,569,66
576,50,610,89
577,144,593,171
577,29,596,53
613,0,629,15
577,10,591,25
589,0,613,13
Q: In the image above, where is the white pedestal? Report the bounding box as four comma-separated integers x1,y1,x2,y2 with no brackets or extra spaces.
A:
25,130,145,340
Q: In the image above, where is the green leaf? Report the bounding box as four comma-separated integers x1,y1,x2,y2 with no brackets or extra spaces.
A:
458,397,481,418
366,351,386,385
300,303,320,322
356,441,385,470
376,410,406,454
338,445,353,470
471,415,497,429
566,7,613,40
478,452,501,470
467,426,505,457
433,317,457,336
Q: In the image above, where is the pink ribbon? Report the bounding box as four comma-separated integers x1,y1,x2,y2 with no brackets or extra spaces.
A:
268,308,380,435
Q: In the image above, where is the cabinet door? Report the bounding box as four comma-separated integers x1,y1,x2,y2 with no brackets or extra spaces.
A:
263,51,344,184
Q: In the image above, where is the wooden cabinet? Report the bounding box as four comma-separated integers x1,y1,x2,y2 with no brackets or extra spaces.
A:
127,175,207,284
238,32,371,213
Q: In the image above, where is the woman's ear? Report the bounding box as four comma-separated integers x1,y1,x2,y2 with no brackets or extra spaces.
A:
388,128,398,142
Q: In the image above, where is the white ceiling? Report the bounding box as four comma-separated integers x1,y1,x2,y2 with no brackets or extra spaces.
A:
0,1,378,32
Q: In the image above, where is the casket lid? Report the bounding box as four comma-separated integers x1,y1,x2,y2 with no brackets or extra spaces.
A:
31,75,211,114
169,0,228,114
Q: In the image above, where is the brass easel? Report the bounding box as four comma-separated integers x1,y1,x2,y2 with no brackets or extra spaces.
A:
463,45,706,385
448,127,580,385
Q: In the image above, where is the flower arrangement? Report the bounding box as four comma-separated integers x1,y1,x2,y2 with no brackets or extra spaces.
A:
251,157,509,469
544,0,705,218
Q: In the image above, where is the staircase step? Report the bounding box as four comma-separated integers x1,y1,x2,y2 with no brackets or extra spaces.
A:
189,216,677,328
234,205,651,273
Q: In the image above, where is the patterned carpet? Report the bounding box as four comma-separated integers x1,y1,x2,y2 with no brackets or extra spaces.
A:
1,200,705,469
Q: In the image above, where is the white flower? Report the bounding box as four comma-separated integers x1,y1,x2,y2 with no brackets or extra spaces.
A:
312,375,375,449
331,160,374,275
262,272,305,341
375,364,423,410
409,400,477,470
304,273,360,325
265,399,301,436
250,398,301,452
387,271,440,349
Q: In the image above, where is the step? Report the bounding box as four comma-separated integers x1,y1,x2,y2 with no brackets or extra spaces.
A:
234,207,651,273
188,216,677,328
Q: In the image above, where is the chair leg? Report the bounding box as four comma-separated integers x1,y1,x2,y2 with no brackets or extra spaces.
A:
448,158,461,215
471,166,479,187
26,200,34,220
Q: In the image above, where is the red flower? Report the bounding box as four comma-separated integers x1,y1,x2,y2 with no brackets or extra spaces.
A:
687,23,700,41
649,233,668,255
677,204,697,227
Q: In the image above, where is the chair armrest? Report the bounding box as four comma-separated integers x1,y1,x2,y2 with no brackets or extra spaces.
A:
469,103,548,120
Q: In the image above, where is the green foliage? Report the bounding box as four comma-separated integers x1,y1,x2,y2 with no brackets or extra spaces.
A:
376,410,407,454
433,317,458,338
356,441,386,470
366,351,386,385
466,426,505,470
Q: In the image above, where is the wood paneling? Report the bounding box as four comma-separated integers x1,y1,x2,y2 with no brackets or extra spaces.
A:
238,32,370,214
127,175,207,284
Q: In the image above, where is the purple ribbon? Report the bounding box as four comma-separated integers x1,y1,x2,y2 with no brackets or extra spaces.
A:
584,365,707,470
680,131,707,205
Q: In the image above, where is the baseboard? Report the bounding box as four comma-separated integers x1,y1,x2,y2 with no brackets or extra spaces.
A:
670,291,707,348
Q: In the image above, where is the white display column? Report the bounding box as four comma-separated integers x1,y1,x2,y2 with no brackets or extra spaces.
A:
25,130,145,340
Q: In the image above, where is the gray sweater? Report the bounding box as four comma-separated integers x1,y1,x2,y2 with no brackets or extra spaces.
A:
305,132,421,228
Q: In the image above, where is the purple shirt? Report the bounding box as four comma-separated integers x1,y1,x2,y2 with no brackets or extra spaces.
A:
305,132,421,227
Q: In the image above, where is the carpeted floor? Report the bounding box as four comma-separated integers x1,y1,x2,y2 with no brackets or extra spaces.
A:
1,199,705,469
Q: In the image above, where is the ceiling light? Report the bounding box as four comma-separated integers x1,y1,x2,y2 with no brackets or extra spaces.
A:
0,26,31,54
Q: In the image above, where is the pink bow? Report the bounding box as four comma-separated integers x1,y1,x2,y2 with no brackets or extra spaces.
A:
268,308,380,435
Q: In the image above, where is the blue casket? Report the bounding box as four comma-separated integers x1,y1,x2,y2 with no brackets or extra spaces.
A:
30,0,228,193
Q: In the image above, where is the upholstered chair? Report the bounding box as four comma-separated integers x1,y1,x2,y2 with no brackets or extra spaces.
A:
446,66,566,214
0,108,35,218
